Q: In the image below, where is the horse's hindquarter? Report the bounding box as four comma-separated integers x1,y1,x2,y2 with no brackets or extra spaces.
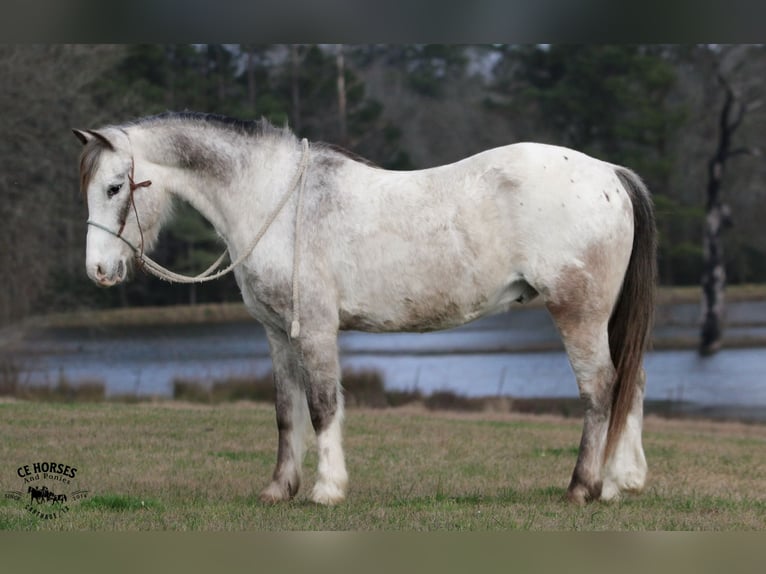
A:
321,143,632,333
506,144,636,306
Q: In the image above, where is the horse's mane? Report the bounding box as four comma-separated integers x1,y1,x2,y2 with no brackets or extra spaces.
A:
133,111,293,141
136,111,381,168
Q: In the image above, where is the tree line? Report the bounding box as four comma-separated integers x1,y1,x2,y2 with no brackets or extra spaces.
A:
1,44,764,326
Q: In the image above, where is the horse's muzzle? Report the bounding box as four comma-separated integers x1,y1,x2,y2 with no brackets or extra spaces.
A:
89,259,127,287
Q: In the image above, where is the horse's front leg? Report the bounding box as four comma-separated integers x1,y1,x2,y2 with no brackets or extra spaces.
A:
259,328,310,503
299,331,348,505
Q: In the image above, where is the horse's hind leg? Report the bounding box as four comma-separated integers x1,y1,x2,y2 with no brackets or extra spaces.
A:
260,329,310,503
547,299,616,504
601,368,647,500
299,332,348,505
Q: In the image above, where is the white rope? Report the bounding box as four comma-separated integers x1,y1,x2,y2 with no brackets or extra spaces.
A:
289,143,310,339
88,137,310,336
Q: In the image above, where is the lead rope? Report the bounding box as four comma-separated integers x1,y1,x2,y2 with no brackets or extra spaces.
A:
88,138,310,337
289,141,309,339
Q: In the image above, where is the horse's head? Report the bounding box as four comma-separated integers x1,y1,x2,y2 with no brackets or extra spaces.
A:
73,127,168,287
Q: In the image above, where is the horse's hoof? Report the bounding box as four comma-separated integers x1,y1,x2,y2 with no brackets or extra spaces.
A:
310,481,346,505
566,480,602,505
259,482,292,504
566,484,590,505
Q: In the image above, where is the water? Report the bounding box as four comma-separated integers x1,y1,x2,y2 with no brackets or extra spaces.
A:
7,303,766,418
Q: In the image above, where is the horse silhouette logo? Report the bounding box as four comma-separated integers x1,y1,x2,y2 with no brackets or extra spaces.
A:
28,485,67,505
5,461,88,520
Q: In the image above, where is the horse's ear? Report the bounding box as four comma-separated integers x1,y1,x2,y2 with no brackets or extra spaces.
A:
72,128,116,150
72,129,91,146
85,129,116,151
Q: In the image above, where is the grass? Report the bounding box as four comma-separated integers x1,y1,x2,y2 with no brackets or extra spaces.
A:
81,494,163,512
0,400,763,530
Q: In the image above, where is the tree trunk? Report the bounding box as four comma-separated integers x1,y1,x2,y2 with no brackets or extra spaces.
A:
700,160,727,355
290,44,301,134
165,45,176,108
700,76,743,356
216,46,226,104
246,45,256,115
336,44,348,145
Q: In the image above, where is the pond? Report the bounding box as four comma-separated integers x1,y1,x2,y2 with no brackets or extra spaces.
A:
7,302,766,420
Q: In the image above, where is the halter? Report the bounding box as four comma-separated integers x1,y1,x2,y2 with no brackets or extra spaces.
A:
86,138,311,338
118,159,152,234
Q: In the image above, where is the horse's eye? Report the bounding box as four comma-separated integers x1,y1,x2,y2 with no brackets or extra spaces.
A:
107,183,122,198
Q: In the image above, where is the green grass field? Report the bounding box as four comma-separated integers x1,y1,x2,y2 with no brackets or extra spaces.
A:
1,399,764,531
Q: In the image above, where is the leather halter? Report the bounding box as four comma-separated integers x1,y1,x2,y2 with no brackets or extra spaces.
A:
116,159,152,238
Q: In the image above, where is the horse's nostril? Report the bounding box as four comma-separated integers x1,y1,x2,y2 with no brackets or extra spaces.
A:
96,264,105,278
117,260,125,279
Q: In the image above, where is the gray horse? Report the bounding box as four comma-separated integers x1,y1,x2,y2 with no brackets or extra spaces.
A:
74,112,656,505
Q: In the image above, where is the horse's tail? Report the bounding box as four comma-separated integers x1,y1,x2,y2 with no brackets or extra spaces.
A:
604,167,657,461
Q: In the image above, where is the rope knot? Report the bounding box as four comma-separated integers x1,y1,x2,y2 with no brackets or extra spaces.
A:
129,158,152,192
129,178,152,192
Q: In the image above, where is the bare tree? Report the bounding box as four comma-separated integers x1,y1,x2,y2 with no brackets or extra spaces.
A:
700,70,761,355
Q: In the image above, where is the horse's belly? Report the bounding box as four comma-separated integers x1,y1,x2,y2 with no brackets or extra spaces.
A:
338,277,534,333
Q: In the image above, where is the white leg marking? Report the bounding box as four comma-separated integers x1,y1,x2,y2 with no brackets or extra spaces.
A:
311,394,348,505
601,399,647,501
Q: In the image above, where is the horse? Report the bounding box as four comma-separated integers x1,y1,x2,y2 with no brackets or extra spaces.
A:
73,111,656,505
28,485,47,504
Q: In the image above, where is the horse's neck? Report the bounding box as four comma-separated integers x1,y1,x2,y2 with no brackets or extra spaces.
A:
130,124,299,254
